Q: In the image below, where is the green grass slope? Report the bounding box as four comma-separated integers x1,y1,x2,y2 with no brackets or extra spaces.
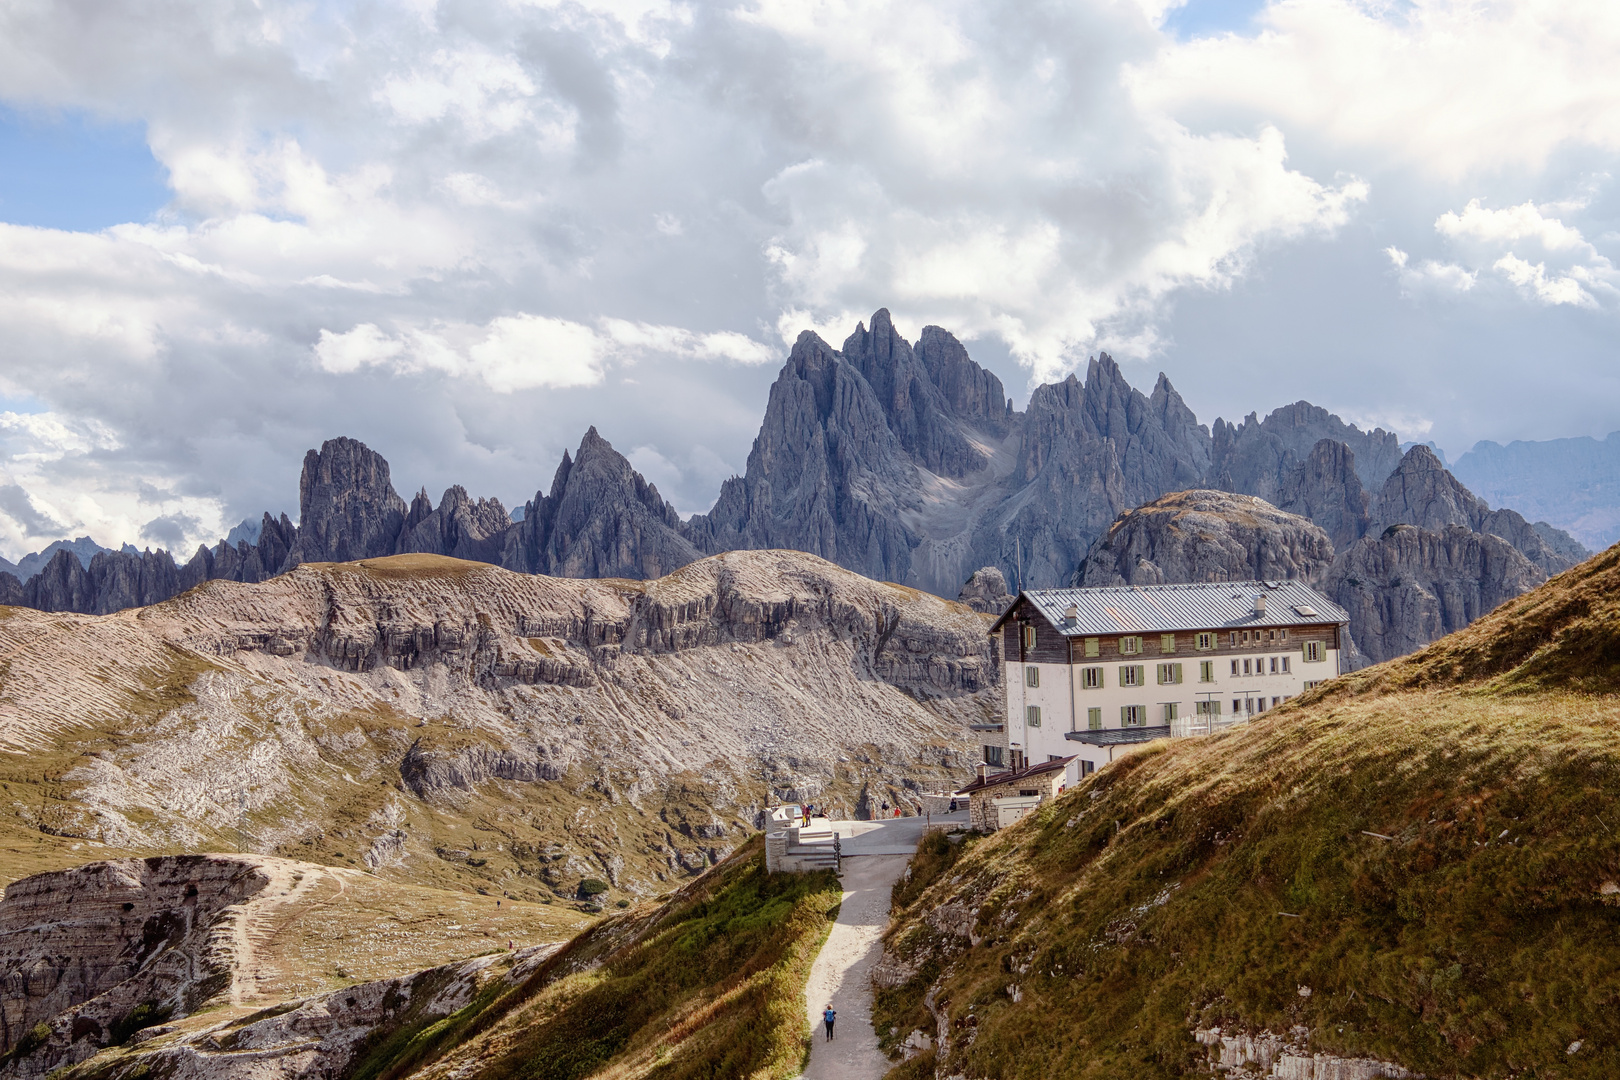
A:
875,544,1620,1078
361,837,841,1080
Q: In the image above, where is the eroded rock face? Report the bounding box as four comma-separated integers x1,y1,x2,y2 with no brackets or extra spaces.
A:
1210,400,1403,497
503,427,702,580
287,437,409,568
0,549,997,895
956,567,1012,615
1327,524,1545,664
0,856,271,1076
1075,491,1335,588
1275,438,1371,553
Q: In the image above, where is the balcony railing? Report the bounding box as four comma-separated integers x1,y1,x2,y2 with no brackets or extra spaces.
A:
1170,715,1250,739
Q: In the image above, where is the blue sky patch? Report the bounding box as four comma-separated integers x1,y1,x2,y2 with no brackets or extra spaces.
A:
1162,0,1269,38
0,106,170,232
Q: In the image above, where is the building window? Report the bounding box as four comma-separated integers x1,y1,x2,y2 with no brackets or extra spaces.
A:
1232,698,1242,714
1304,641,1325,663
1122,704,1145,726
1084,637,1100,657
1079,759,1095,777
1282,656,1291,674
1199,660,1215,683
1157,662,1183,685
1196,699,1221,717
1087,707,1102,730
1230,659,1240,677
1162,702,1179,722
1272,697,1282,708
984,745,1004,766
1082,666,1104,689
1026,705,1042,727
1243,659,1252,676
1303,680,1321,690
1268,629,1276,642
1256,698,1267,712
1230,631,1239,646
1280,629,1289,642
1160,634,1177,653
1120,635,1142,655
1196,632,1216,651
1025,665,1040,687
1021,624,1037,650
1119,664,1144,687
1269,656,1278,674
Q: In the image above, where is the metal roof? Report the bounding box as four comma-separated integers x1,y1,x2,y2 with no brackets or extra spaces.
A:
1065,726,1172,746
989,580,1348,636
954,755,1075,795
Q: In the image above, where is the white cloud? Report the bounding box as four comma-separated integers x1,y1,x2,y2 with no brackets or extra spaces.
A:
313,324,404,374
1134,0,1620,179
468,315,605,391
1384,246,1477,298
1437,198,1592,254
1493,254,1596,307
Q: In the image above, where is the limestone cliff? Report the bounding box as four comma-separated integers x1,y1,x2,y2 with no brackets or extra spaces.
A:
0,549,996,902
1326,524,1545,664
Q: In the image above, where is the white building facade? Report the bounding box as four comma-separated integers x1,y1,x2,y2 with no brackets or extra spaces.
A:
986,581,1349,785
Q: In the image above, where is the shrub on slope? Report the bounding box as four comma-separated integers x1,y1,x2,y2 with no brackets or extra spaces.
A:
875,545,1620,1078
358,837,840,1080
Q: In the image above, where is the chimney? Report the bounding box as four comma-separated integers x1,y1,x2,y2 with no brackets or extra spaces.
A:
976,762,988,783
1254,594,1267,616
1065,603,1079,624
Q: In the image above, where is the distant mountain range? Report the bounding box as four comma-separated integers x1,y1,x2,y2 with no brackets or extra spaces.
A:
0,310,1592,660
1452,430,1620,549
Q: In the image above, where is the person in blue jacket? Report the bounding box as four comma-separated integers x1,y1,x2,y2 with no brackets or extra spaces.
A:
823,1003,836,1041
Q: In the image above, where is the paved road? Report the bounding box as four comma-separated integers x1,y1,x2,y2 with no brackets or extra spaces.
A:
797,812,967,1080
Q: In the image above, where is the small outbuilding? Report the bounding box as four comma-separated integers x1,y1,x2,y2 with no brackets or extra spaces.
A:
954,755,1075,831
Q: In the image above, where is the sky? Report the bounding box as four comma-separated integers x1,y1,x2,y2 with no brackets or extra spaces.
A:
0,0,1617,560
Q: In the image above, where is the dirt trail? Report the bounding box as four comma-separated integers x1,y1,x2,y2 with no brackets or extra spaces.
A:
225,860,345,1005
798,853,910,1080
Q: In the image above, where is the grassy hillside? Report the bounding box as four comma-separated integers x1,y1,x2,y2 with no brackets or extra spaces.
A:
875,544,1620,1078
354,838,840,1080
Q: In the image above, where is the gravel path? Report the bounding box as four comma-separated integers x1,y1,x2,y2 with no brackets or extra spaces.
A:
797,811,968,1080
799,853,910,1080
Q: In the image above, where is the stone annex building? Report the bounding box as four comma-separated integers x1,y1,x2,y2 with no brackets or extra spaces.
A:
981,580,1350,789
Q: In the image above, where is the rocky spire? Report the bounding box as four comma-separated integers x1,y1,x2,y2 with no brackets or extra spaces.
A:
284,437,408,567
502,428,700,580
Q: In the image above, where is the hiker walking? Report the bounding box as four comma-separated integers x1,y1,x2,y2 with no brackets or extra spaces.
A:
823,1004,836,1041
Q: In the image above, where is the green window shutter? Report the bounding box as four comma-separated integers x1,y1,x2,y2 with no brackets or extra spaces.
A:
1084,637,1099,657
1161,634,1176,653
1026,705,1041,727
1087,707,1102,730
1173,662,1183,684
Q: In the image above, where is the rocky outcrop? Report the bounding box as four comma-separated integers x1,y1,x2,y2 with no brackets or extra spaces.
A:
991,362,1212,592
1373,445,1585,577
1326,524,1545,664
956,567,1011,615
1210,400,1403,497
76,946,533,1080
1274,438,1370,552
687,329,923,586
0,856,270,1075
397,486,511,565
1075,491,1335,587
284,437,408,567
502,428,702,580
